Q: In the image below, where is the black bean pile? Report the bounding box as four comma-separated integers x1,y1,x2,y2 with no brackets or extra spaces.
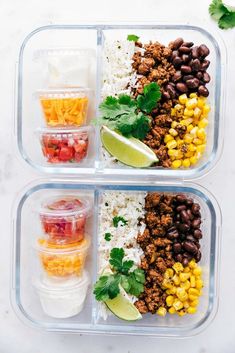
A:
168,194,202,266
168,38,210,97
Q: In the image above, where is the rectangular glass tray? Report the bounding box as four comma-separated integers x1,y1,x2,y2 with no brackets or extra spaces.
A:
15,24,226,179
11,178,221,337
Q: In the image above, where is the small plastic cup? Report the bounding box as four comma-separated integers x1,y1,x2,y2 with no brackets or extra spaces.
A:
36,126,93,164
36,236,90,278
39,196,91,245
37,87,91,127
34,47,95,87
33,270,90,318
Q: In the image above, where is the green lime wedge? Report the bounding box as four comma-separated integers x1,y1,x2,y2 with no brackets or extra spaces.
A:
101,126,158,168
105,290,142,321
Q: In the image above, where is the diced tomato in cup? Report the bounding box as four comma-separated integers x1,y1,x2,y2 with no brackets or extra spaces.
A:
37,126,93,164
39,196,91,245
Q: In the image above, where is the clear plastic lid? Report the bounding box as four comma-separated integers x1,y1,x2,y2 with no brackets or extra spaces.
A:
37,87,92,99
36,125,93,136
34,47,95,59
39,195,91,218
35,235,91,254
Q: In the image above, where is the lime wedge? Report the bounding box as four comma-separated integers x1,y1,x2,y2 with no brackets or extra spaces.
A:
101,126,158,168
105,289,142,321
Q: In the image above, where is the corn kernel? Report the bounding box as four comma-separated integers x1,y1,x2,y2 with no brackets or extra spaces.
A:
176,139,184,147
189,288,200,296
189,93,197,98
188,143,196,152
166,295,174,307
203,104,211,116
169,128,178,137
196,279,204,289
186,98,197,109
168,149,178,157
182,159,191,168
197,128,206,140
193,267,202,276
184,267,190,273
185,151,194,158
180,280,191,290
190,275,196,288
165,268,174,278
178,310,186,316
173,300,183,311
172,160,182,169
173,262,184,273
189,294,198,301
173,274,180,285
166,287,177,295
197,97,206,108
196,144,206,153
175,104,184,111
193,107,202,119
184,108,194,117
167,140,177,149
171,108,176,116
193,138,204,145
176,288,188,302
189,260,196,269
190,156,198,165
162,279,172,289
181,118,193,126
171,121,178,128
198,118,208,128
179,94,188,104
168,307,176,314
190,299,199,307
190,126,198,137
157,307,167,316
164,134,174,143
187,306,197,314
179,272,190,282
184,134,193,143
183,301,190,309
187,124,194,132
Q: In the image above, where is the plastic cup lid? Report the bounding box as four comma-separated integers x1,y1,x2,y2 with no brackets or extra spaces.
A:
35,125,93,136
35,235,91,254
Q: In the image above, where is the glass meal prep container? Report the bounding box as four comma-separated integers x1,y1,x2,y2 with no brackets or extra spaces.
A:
15,24,225,177
11,179,221,337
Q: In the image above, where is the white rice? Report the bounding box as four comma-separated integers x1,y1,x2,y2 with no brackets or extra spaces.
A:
101,39,135,99
98,191,146,319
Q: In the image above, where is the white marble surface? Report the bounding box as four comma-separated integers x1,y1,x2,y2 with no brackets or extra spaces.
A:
0,0,235,351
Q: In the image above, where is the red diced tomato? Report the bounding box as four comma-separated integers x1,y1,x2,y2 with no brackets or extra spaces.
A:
59,146,74,161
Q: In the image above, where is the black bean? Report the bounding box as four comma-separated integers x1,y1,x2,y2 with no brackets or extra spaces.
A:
176,254,183,262
194,229,202,239
196,71,203,79
195,242,200,249
176,82,188,93
183,241,198,254
186,78,200,89
176,195,187,203
186,235,196,242
182,258,189,266
202,72,211,83
181,210,190,222
201,60,210,71
186,209,194,220
173,243,182,253
176,213,181,220
191,59,201,71
198,85,209,97
183,252,193,260
186,198,193,206
162,91,171,100
178,223,190,233
181,65,192,74
172,71,182,82
172,50,179,59
198,44,210,58
182,75,194,82
191,218,201,229
173,56,183,66
195,251,202,262
182,54,190,63
191,46,199,58
171,38,184,50
166,84,176,98
176,205,186,212
178,46,192,54
191,203,200,215
182,41,194,48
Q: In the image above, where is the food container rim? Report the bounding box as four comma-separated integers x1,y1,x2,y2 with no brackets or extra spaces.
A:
36,87,92,96
34,47,96,60
35,125,94,135
39,194,92,217
33,270,90,293
34,235,91,254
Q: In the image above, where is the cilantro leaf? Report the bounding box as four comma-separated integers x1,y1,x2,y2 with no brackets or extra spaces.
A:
93,274,120,301
133,268,146,284
112,216,128,227
127,272,145,297
120,274,131,292
109,248,125,272
209,0,229,20
137,82,161,113
131,113,151,140
104,232,112,241
127,34,139,42
218,11,235,28
122,260,134,275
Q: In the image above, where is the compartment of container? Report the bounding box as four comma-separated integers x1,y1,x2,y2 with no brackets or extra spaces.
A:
11,180,221,336
16,24,225,177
